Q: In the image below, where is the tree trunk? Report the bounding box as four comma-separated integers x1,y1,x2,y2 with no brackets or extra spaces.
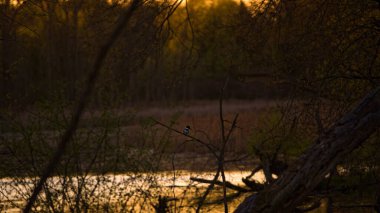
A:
0,0,12,106
68,0,82,99
45,0,57,93
375,185,380,213
235,87,380,213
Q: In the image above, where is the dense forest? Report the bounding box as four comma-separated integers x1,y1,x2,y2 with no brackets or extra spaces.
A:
0,0,379,212
1,0,378,105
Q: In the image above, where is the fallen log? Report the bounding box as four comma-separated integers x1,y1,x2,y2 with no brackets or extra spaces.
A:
334,204,379,209
235,87,380,212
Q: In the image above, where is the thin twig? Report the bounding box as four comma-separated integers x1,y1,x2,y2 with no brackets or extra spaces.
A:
196,169,221,213
152,119,219,159
218,74,234,213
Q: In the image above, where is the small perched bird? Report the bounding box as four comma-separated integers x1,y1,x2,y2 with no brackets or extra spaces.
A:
183,125,190,136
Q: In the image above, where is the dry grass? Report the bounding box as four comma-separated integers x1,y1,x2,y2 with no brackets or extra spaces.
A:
113,99,281,154
0,99,282,173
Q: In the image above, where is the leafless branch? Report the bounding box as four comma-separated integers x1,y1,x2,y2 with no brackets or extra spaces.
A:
190,177,251,193
152,118,219,159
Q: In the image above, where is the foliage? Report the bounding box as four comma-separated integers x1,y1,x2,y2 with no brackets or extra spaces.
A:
248,107,312,161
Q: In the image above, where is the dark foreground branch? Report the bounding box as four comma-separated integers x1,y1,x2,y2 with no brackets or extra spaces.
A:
235,87,380,213
190,177,252,193
23,1,141,212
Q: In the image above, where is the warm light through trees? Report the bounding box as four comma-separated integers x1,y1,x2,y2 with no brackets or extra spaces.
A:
0,0,379,212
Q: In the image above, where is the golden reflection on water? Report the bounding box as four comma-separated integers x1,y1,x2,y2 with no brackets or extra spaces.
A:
0,170,260,212
0,170,337,212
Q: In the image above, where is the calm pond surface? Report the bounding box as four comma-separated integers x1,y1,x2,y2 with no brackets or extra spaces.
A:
0,170,372,212
0,170,257,212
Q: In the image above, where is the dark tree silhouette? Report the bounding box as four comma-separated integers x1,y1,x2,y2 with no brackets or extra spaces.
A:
235,87,380,212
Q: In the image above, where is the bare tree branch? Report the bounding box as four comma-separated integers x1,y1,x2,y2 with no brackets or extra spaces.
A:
190,177,251,193
152,119,219,158
219,74,231,213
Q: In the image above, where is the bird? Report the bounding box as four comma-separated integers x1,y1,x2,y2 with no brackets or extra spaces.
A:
183,125,190,136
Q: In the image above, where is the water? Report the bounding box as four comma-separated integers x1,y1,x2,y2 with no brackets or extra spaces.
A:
0,170,265,212
3,170,373,212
